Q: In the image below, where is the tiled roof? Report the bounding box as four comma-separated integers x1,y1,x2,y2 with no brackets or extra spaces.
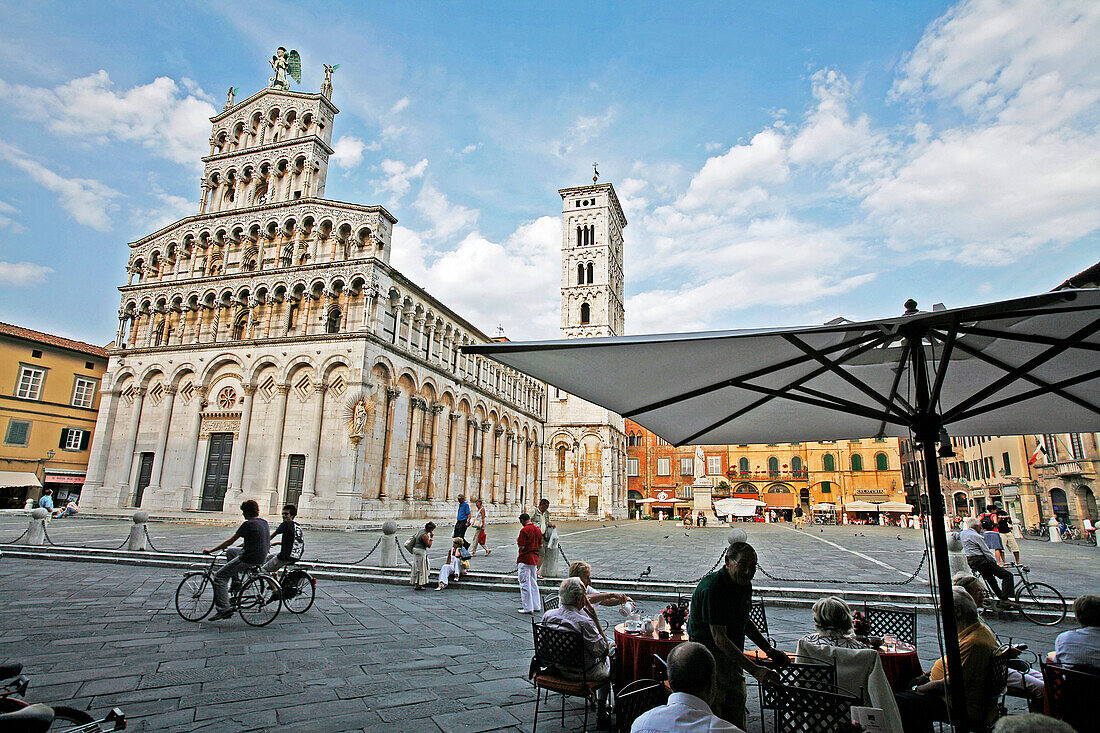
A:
0,321,109,358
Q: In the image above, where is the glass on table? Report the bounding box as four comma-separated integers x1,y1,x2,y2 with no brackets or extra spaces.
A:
883,634,897,653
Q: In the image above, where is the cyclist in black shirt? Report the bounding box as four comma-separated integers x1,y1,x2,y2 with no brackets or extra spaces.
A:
267,504,304,573
204,500,270,620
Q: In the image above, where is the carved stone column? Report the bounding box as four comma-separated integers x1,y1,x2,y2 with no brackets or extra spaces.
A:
245,298,259,339
300,382,328,509
82,388,120,500
425,403,444,500
263,384,290,508
209,303,221,343
198,179,211,214
403,396,425,501
377,387,401,500
392,303,404,345
490,425,503,503
502,431,512,504
282,295,297,336
445,412,460,500
182,387,208,510
464,418,478,498
145,386,177,498
119,387,147,507
227,384,255,493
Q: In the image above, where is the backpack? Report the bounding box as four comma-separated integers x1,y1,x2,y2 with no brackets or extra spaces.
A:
980,513,995,531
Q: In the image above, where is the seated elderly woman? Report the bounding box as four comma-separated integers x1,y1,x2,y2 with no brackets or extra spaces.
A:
802,596,878,649
540,577,615,727
569,561,632,608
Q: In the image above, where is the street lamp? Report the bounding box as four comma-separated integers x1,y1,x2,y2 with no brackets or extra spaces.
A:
45,450,55,461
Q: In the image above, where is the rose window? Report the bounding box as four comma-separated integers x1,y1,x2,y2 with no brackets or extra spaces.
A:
217,386,237,409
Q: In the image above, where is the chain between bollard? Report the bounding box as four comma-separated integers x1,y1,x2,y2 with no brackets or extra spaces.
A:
143,525,166,553
396,542,413,567
0,527,29,545
557,545,570,566
40,520,56,546
755,549,928,586
347,536,383,565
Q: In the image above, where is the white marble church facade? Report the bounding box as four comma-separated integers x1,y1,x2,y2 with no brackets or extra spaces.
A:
81,69,545,520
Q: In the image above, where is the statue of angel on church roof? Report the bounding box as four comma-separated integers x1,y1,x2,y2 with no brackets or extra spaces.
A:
269,47,302,90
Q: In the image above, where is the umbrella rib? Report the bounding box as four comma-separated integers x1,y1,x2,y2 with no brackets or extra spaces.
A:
955,323,1100,352
789,383,901,420
875,339,913,439
948,368,1100,423
928,323,958,409
622,330,884,418
938,316,1100,422
781,333,909,420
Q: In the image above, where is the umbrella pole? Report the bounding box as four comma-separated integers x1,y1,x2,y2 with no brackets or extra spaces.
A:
908,332,970,732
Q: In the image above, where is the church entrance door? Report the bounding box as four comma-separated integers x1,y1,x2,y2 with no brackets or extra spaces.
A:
133,453,154,507
201,433,234,511
284,454,305,507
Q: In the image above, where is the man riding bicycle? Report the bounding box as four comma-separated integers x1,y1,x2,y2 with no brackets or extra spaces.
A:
267,504,304,574
204,500,270,621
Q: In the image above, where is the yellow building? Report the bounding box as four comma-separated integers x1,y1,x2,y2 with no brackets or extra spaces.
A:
0,322,108,508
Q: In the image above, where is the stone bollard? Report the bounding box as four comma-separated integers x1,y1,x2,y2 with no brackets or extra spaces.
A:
22,508,48,546
128,512,149,551
1048,516,1062,543
947,531,969,578
24,499,35,511
380,520,398,567
727,527,748,546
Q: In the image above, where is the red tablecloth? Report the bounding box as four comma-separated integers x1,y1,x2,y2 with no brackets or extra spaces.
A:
878,643,923,692
614,623,689,688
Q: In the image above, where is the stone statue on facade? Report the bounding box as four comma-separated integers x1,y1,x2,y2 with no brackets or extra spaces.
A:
343,391,374,446
321,63,339,99
224,86,238,111
269,47,301,90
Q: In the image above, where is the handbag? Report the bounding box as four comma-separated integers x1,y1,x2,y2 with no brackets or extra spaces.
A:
458,547,472,561
404,533,417,552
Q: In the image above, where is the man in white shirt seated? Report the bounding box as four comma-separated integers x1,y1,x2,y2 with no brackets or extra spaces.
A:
1052,593,1100,668
631,641,744,733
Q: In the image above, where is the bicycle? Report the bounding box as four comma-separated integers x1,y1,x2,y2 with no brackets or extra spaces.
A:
1061,526,1081,541
174,552,282,626
272,563,315,614
979,562,1066,626
0,663,125,732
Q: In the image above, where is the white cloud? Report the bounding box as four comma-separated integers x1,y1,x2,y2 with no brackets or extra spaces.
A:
390,96,410,114
331,135,372,169
0,261,52,286
677,130,788,211
553,108,616,158
373,158,428,199
389,216,562,338
789,69,880,168
0,71,217,166
459,143,481,155
0,142,119,231
131,186,195,231
0,199,24,233
413,181,479,240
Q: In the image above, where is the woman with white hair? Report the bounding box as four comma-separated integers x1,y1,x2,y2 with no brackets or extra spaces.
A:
802,596,876,649
539,577,614,727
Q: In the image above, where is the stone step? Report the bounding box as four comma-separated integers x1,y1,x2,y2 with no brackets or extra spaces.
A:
1,543,939,610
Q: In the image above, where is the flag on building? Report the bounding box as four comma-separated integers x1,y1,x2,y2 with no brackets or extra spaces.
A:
1028,437,1048,466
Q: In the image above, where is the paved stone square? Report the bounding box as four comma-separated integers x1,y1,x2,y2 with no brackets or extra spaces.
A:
2,517,1094,732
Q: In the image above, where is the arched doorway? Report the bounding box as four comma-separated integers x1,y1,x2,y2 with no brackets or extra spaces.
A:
1081,487,1098,520
953,492,969,515
799,487,810,512
1050,488,1069,520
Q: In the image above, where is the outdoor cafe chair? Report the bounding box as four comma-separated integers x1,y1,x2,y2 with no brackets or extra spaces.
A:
861,603,917,647
770,680,858,733
758,656,838,732
614,678,669,733
528,621,600,732
1041,658,1100,733
542,591,560,612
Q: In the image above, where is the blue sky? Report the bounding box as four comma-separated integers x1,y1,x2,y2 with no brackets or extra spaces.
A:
0,0,1097,344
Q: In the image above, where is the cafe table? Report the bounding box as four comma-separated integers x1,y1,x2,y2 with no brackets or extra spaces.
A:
878,641,923,692
614,623,689,688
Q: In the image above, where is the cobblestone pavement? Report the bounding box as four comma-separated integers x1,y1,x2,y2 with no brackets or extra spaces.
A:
0,542,1088,731
3,514,1097,596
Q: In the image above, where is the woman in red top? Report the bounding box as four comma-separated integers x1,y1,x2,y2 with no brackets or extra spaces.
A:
516,513,543,614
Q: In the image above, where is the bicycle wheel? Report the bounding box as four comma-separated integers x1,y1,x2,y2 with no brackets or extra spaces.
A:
175,572,214,621
237,574,281,627
281,569,315,614
52,706,95,725
1016,582,1067,626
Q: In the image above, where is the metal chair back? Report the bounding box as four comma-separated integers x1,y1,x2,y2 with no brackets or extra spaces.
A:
980,645,1011,731
761,658,838,712
614,679,669,733
1042,659,1100,733
862,603,917,646
774,682,859,733
531,622,585,673
542,592,560,612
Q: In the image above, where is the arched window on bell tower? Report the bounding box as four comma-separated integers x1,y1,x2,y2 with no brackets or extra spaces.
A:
577,263,584,285
586,262,594,284
576,226,583,246
580,302,590,324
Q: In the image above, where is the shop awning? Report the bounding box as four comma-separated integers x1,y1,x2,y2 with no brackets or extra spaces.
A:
844,500,880,512
878,501,914,512
0,471,42,489
714,498,766,517
763,492,795,508
812,503,836,511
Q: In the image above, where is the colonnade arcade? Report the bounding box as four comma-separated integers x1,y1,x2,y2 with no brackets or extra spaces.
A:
83,352,541,517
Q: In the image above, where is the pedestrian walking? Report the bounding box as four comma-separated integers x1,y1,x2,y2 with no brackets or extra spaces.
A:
516,512,542,614
532,498,555,577
997,510,1021,564
453,494,471,550
793,505,804,529
470,497,491,556
408,521,435,591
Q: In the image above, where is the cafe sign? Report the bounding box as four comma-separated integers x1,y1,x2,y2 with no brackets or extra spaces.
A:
651,489,675,505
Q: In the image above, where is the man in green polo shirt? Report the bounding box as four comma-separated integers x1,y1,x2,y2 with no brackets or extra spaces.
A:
687,541,789,727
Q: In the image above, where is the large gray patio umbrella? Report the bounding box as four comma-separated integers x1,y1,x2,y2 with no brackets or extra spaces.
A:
466,288,1100,731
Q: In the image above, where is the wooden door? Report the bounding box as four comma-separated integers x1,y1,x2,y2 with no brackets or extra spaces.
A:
133,452,154,507
200,433,234,511
284,454,305,507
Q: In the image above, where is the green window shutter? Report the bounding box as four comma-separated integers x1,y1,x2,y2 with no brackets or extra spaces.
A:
79,430,90,450
821,481,831,493
59,429,69,449
876,453,888,471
